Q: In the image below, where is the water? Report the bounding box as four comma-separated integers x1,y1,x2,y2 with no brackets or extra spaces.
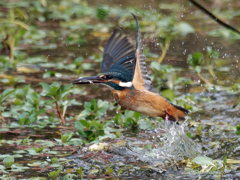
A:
157,120,200,162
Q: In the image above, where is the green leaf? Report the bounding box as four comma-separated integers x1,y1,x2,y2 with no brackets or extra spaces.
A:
76,167,84,180
90,120,103,129
90,98,97,111
177,22,194,36
96,129,104,136
105,164,113,174
33,146,45,153
61,132,74,143
96,5,109,21
51,157,58,164
75,121,85,136
48,82,61,98
187,52,204,68
40,82,50,94
134,112,142,121
161,89,175,102
117,165,132,177
144,145,152,150
3,156,14,169
150,61,161,71
186,132,191,138
59,84,73,100
48,165,62,180
0,89,15,104
84,130,95,140
236,125,240,135
192,156,215,167
223,155,227,164
75,120,90,138
79,120,90,129
124,118,135,127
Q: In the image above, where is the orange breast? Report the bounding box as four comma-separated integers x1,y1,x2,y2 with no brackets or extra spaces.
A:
112,89,167,117
111,89,187,121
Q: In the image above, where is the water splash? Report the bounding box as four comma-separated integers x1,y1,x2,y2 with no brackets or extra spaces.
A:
154,118,200,164
103,116,200,171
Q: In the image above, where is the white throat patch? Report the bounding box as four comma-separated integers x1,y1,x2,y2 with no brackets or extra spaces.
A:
119,81,132,87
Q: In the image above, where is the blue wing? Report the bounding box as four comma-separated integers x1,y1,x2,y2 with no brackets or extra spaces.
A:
100,13,157,91
101,30,136,82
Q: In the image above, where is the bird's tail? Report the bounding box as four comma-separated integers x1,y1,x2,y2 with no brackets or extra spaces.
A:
166,103,189,121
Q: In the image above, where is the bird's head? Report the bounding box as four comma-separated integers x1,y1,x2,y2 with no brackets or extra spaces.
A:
72,72,133,91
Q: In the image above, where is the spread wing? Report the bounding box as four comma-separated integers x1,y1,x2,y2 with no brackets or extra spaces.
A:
132,14,157,92
101,30,136,82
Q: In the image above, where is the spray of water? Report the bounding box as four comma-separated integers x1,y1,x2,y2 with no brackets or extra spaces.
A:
109,116,200,170
154,116,201,165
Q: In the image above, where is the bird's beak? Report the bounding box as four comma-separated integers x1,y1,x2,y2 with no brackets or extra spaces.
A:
72,75,107,84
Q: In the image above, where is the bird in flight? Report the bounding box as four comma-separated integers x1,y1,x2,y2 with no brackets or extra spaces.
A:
72,14,188,122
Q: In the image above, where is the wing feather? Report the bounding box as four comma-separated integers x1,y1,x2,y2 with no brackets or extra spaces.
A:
101,14,157,90
132,14,157,92
101,30,136,82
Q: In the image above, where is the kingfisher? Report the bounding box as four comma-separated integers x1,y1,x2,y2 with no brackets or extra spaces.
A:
72,14,188,121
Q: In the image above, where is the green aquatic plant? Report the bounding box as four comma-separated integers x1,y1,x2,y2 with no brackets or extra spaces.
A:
61,132,74,143
105,164,113,175
40,82,73,125
76,167,84,180
122,110,142,128
144,13,194,63
157,15,194,63
188,47,219,84
187,46,219,84
0,6,29,64
33,146,45,153
77,98,110,120
96,5,109,21
187,52,210,84
236,125,240,135
48,165,62,180
206,46,219,78
3,156,14,169
75,119,105,142
191,156,228,174
0,89,15,122
218,155,227,180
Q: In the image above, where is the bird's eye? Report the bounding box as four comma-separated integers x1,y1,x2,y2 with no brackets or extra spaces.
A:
106,75,112,79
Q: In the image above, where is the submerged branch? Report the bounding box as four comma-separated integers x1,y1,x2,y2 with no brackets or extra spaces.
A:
189,0,240,35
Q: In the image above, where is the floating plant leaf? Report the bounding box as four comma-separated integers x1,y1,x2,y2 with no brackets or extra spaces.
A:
3,156,14,169
33,146,45,153
192,156,215,167
48,165,62,180
105,164,113,174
